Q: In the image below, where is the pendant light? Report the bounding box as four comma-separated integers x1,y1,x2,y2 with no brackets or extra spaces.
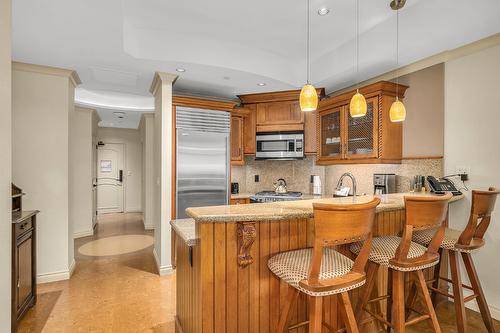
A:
349,0,367,118
389,0,406,122
299,0,318,112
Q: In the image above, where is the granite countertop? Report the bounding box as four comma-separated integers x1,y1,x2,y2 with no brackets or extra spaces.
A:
170,218,196,246
186,192,464,223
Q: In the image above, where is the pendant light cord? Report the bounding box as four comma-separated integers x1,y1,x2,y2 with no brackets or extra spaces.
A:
306,0,310,85
395,7,399,99
356,0,360,91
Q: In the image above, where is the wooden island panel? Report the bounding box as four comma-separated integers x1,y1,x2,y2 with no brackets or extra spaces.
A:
175,209,442,333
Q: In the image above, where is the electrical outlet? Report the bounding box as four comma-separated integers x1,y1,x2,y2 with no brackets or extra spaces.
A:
456,166,470,176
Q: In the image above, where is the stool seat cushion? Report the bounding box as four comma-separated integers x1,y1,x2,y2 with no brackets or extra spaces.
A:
268,248,364,297
350,236,439,272
413,227,472,253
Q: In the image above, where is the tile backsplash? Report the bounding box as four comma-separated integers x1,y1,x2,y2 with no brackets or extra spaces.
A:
231,156,443,195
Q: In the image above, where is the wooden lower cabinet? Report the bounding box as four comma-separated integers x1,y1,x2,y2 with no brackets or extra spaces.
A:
229,198,250,205
12,211,38,333
175,209,447,333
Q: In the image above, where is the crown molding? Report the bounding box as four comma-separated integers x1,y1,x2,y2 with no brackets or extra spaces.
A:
12,61,81,87
172,95,237,112
149,72,178,95
238,88,326,104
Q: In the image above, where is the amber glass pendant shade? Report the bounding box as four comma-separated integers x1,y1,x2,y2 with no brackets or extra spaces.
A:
389,98,406,122
299,84,318,112
349,90,367,117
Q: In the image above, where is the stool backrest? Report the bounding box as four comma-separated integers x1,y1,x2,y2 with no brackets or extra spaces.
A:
457,187,499,247
393,193,452,265
308,198,380,283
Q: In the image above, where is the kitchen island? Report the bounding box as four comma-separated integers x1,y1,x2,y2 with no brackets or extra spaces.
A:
173,192,463,333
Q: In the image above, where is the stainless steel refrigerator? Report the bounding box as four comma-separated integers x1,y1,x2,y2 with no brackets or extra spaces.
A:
176,107,230,219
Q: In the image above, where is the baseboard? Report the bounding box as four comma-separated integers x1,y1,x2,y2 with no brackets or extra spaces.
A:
143,222,155,230
37,268,70,284
69,259,76,277
153,248,174,276
73,229,94,239
125,208,142,213
465,301,500,321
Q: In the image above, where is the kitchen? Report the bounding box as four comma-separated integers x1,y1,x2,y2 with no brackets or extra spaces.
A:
170,61,485,333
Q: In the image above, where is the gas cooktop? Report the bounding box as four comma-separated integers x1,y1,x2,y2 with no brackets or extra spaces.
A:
255,191,303,197
250,191,303,203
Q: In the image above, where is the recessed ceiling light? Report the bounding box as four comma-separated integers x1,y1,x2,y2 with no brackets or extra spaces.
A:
318,7,330,16
176,68,186,72
257,83,266,86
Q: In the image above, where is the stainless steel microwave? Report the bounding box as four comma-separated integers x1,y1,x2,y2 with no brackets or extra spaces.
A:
255,132,304,160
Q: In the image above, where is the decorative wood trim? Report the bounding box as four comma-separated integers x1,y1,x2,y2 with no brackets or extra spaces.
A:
173,95,237,112
238,88,325,104
237,222,257,267
315,158,402,165
12,62,82,87
256,123,304,133
318,81,408,110
402,156,443,160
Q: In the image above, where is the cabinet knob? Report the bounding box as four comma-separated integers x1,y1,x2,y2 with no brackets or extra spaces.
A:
17,279,20,289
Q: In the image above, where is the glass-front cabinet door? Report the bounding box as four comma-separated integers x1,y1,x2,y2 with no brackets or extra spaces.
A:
319,106,344,160
345,96,379,159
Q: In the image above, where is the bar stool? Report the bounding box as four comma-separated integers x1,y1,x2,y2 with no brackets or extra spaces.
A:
268,198,380,333
412,187,499,333
351,193,452,333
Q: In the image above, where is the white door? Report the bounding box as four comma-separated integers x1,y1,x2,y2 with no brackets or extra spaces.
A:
97,143,124,214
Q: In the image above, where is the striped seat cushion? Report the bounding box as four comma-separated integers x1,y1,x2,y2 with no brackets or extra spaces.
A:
268,248,364,296
413,228,472,253
350,236,439,272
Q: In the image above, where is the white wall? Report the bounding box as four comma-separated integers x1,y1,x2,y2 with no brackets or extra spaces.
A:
12,63,79,283
399,64,444,157
150,72,177,275
445,43,500,318
70,107,95,238
0,0,12,328
140,113,155,230
97,127,143,212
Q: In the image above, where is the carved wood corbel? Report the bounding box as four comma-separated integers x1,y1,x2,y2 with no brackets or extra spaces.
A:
237,222,257,267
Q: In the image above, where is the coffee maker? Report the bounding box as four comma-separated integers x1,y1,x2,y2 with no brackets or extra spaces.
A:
373,174,396,194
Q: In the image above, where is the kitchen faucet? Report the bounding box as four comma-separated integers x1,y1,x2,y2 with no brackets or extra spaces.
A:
335,172,357,200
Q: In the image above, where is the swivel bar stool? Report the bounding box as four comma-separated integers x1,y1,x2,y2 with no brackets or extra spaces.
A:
351,193,452,333
412,187,499,333
268,198,380,333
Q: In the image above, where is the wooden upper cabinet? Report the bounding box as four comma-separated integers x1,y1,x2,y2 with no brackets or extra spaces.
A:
230,116,244,165
256,101,304,125
304,111,317,154
316,81,408,165
242,104,256,155
238,88,325,137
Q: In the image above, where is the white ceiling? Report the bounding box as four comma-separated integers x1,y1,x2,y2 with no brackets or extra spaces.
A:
12,0,500,128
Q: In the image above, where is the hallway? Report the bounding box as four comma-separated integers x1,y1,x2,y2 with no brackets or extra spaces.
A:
18,213,176,333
